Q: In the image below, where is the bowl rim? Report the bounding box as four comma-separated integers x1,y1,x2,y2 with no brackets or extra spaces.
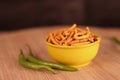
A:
45,34,101,49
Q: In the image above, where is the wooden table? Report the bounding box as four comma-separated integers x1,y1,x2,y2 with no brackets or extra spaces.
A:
0,26,120,80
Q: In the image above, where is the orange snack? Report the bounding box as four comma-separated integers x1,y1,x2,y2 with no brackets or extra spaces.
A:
46,24,99,46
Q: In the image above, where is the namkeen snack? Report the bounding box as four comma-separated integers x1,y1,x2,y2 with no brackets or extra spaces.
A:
46,24,99,46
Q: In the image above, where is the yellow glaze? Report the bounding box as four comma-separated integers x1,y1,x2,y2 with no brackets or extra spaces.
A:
46,35,101,68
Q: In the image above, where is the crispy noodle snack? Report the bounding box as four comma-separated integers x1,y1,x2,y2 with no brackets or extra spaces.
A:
46,24,99,46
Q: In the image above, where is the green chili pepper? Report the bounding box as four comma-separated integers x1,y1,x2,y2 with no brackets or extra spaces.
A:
19,50,56,74
27,46,78,71
111,37,120,45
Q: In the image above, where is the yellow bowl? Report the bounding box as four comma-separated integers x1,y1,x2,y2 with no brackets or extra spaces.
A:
45,35,101,68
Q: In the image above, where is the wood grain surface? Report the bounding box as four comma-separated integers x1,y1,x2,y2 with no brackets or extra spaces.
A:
0,26,120,80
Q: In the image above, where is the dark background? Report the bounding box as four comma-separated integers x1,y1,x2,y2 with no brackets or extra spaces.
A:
0,0,120,30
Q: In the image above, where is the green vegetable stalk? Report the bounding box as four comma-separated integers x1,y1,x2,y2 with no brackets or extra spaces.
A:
27,46,78,71
111,37,120,45
19,50,56,74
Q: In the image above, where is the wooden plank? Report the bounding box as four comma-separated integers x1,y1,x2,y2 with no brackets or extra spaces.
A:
0,26,120,80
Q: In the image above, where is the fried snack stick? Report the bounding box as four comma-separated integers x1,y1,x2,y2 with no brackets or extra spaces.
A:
64,24,76,36
68,24,77,31
74,32,90,40
49,33,59,45
74,27,91,40
68,39,80,45
63,38,73,46
46,24,97,46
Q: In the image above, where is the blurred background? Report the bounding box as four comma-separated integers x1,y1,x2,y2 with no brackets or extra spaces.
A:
0,0,120,30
